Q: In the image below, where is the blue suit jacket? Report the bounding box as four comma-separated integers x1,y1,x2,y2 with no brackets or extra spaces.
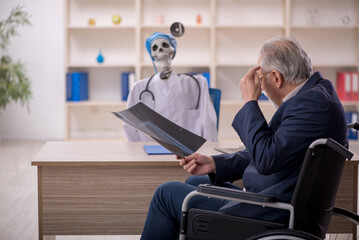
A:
210,72,348,222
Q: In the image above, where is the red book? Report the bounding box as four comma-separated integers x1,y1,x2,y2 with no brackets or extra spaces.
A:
337,72,351,101
351,72,359,101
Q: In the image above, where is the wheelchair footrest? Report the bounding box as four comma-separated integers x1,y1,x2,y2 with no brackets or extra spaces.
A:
186,208,286,240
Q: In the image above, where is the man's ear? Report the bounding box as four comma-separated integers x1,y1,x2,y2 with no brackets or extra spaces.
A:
272,70,283,88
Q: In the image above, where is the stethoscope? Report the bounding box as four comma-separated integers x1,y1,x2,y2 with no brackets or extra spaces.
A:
139,73,201,110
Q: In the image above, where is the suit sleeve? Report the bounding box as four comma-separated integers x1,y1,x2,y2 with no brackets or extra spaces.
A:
210,150,251,183
233,91,340,175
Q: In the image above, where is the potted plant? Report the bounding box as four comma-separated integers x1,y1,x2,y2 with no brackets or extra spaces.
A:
0,5,31,111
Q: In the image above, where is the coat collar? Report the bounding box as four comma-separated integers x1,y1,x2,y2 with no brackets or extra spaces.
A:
297,71,323,94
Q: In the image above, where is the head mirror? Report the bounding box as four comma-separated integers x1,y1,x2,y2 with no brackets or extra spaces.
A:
170,22,185,37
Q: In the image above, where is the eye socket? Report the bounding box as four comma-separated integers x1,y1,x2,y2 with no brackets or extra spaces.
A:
152,45,158,51
162,42,170,48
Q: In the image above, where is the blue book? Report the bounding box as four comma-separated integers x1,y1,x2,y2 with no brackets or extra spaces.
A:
191,72,210,87
345,111,358,140
202,72,210,87
121,72,130,101
143,145,173,155
66,72,89,101
66,73,72,101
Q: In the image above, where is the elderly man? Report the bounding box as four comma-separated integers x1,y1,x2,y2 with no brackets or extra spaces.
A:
140,36,348,240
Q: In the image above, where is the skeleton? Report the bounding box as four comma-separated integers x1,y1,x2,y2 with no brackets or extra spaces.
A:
151,38,175,80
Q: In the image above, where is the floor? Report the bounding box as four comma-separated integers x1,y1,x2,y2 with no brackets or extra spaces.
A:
0,140,140,240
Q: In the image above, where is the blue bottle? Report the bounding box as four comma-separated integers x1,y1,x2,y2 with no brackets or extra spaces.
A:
97,49,104,63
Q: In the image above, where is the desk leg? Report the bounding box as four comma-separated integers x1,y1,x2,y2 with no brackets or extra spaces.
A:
328,163,358,238
37,167,43,240
353,164,358,240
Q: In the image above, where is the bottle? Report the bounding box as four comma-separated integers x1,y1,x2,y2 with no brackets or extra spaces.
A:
97,49,104,64
196,14,202,25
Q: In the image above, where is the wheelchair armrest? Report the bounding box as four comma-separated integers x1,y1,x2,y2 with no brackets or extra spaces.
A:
333,206,359,225
197,184,276,203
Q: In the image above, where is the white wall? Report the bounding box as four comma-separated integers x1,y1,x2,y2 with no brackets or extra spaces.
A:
0,0,65,140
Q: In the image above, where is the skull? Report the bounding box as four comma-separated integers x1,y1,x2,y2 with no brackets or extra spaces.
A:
151,38,175,68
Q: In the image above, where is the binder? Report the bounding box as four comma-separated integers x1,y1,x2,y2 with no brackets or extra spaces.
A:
121,72,135,101
66,73,72,101
351,72,358,101
66,72,89,101
121,72,129,101
336,72,351,101
345,111,358,140
191,72,210,87
202,72,210,87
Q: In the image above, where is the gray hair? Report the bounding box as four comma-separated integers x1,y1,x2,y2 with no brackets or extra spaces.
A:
259,36,313,85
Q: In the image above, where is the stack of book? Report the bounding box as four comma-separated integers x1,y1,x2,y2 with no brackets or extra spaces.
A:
337,72,359,101
121,72,135,101
346,111,358,140
66,72,88,101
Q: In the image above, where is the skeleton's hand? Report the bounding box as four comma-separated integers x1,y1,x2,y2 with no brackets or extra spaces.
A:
239,66,262,104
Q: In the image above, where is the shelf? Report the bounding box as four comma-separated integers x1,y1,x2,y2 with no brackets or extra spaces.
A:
67,101,126,107
141,25,210,30
68,25,135,30
67,63,136,68
216,63,256,68
216,25,284,30
313,64,359,68
341,101,359,107
290,0,358,27
221,100,273,106
141,62,210,68
290,25,357,30
65,0,359,140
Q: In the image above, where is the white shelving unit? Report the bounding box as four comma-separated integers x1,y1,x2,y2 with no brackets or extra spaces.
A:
65,0,359,140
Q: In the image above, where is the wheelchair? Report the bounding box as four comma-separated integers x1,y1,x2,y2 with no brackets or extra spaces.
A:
180,123,359,240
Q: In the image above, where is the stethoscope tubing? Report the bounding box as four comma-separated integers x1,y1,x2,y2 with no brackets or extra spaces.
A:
139,73,201,110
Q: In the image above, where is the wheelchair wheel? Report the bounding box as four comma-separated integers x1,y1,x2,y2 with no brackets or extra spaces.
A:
245,229,321,240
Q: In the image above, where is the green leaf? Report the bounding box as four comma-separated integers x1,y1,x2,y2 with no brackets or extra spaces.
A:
0,5,32,111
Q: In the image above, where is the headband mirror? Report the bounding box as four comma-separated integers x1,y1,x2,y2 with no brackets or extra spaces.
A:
170,22,185,37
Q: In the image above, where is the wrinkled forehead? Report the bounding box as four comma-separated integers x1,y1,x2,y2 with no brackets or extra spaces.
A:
151,38,170,48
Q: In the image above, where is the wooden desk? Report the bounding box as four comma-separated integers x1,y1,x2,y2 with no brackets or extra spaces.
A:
32,141,226,240
32,141,359,240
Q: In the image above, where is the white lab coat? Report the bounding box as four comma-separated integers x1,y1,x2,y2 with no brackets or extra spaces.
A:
123,71,218,142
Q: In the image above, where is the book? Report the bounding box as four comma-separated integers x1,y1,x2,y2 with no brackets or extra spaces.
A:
121,72,135,101
351,72,358,101
121,72,129,101
191,72,210,87
66,72,89,101
143,145,172,155
345,111,358,140
112,102,206,158
337,72,352,101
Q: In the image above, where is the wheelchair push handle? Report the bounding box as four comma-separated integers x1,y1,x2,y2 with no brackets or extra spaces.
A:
347,122,359,131
309,138,353,161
